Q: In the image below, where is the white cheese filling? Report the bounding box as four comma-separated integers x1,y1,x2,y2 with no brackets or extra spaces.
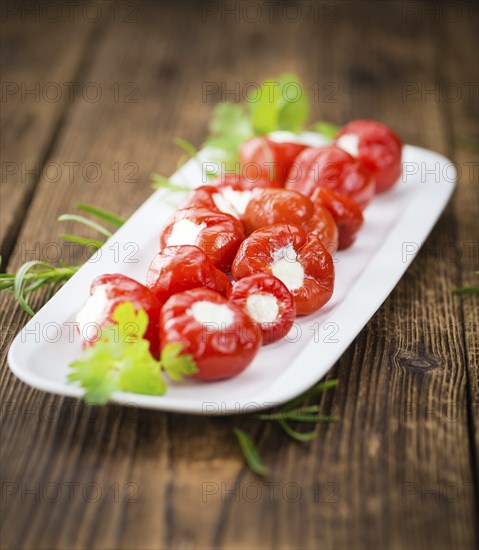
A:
246,293,279,324
167,219,206,246
267,131,312,145
212,193,238,218
271,244,304,291
336,133,360,157
190,300,234,327
76,286,109,339
212,187,252,218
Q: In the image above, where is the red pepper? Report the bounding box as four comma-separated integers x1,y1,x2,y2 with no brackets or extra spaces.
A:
285,144,375,209
240,136,308,186
307,203,339,256
335,120,402,193
241,188,339,254
232,224,334,315
242,188,314,235
146,245,232,303
229,273,296,344
77,273,162,357
159,207,245,272
179,186,229,213
160,288,262,380
209,173,277,190
312,187,363,250
179,185,252,220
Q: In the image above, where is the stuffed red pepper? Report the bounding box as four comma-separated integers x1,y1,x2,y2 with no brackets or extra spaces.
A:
231,224,334,315
160,288,262,380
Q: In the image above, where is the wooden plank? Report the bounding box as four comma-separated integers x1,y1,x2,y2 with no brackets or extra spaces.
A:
441,12,479,504
1,3,222,549
0,7,101,264
0,2,477,549
213,4,478,549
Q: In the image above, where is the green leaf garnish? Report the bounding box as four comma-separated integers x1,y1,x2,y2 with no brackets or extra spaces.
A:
203,102,254,164
202,73,317,167
69,344,119,404
112,300,149,340
250,73,309,134
161,342,198,381
153,74,334,187
68,302,197,404
233,428,268,476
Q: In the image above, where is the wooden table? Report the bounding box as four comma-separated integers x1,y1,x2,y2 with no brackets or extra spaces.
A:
1,1,478,548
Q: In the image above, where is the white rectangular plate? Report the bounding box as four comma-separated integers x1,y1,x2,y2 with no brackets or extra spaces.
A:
8,137,456,414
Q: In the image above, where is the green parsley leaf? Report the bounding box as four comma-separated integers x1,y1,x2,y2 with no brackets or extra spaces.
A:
112,301,148,341
276,73,310,132
68,302,197,404
117,352,167,396
204,102,254,159
249,73,309,135
249,79,279,135
69,343,118,404
161,342,198,381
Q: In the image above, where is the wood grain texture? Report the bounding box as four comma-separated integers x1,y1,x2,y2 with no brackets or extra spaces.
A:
440,12,479,482
0,11,102,264
0,2,477,549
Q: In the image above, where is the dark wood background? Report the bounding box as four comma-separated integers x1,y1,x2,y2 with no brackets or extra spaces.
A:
1,1,478,548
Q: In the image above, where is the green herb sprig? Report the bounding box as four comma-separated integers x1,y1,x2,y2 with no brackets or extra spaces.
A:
234,379,338,475
453,271,479,295
69,302,197,404
203,73,339,167
233,428,268,476
0,203,125,315
0,260,81,316
151,74,340,186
